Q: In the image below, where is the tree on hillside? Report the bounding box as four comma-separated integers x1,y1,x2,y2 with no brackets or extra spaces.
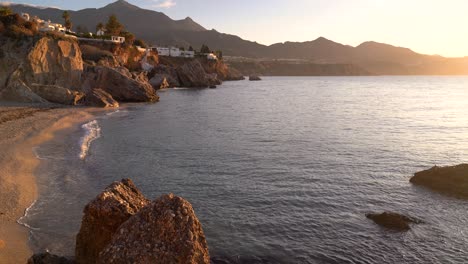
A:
62,11,72,30
106,14,123,36
76,25,89,34
120,31,135,44
96,22,104,32
215,50,223,59
0,7,12,16
134,39,147,48
188,46,194,52
200,44,211,54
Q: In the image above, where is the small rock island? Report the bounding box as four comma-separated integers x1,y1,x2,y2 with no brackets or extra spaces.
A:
366,212,422,231
410,164,468,199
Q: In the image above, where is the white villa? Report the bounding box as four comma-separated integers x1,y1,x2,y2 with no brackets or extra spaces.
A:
111,36,126,44
152,46,195,58
21,13,66,33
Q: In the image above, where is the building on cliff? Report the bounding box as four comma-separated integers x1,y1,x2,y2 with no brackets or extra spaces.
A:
152,46,195,58
21,12,66,33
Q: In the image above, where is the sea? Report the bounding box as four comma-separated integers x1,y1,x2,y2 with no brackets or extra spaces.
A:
21,76,468,263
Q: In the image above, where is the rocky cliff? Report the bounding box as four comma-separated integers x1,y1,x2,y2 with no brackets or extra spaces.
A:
0,33,159,106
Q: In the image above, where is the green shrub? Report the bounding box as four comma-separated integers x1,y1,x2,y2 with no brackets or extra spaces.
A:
81,44,114,61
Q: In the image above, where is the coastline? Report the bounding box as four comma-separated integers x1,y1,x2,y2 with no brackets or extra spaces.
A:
0,104,98,263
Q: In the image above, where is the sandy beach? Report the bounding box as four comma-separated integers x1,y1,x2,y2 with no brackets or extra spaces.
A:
0,104,96,263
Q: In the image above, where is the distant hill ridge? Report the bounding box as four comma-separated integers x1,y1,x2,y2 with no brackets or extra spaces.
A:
8,0,468,75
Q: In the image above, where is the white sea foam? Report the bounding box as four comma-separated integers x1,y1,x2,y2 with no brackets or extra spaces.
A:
17,200,40,230
79,120,101,160
32,146,47,160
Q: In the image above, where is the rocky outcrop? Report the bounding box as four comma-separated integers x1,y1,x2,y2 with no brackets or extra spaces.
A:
149,75,170,90
84,88,119,108
1,69,47,103
410,164,468,199
149,64,181,88
24,38,84,90
366,212,422,231
30,84,84,105
249,75,262,81
75,179,149,264
177,60,221,88
27,253,74,264
81,65,159,103
99,193,210,264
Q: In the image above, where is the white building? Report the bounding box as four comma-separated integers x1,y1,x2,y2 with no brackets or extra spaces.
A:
111,36,125,43
181,50,195,58
21,13,30,21
96,29,106,36
154,47,170,56
207,53,218,60
152,46,195,58
169,47,181,57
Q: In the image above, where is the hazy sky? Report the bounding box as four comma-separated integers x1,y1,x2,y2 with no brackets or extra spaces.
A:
5,0,468,57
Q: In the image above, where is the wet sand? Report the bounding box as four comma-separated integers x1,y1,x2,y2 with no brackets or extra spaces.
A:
0,104,96,263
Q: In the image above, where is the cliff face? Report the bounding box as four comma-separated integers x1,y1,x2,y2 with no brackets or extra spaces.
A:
0,36,159,106
0,37,85,104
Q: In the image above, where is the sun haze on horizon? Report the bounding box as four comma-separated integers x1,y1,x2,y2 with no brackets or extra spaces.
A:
4,0,468,57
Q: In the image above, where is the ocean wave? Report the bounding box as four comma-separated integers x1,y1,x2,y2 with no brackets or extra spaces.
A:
79,120,101,160
32,146,47,160
17,200,40,230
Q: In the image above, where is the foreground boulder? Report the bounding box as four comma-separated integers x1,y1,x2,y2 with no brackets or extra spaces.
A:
30,84,84,105
81,65,159,103
75,179,149,264
27,253,74,264
366,212,422,231
84,88,119,108
249,75,262,81
98,193,210,264
410,164,468,199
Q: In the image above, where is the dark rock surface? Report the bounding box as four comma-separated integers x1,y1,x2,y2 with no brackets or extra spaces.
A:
249,75,262,81
84,88,119,108
98,193,210,264
27,253,74,264
81,65,159,103
410,164,468,199
75,179,149,264
176,60,221,88
366,212,422,231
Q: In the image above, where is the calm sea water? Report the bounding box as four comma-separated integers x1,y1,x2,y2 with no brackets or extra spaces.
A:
24,76,468,263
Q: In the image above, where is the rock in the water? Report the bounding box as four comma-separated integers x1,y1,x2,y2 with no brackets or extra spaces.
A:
98,193,210,264
176,60,221,88
27,253,74,264
366,212,422,231
81,65,159,103
209,85,217,89
150,64,180,88
75,179,149,264
30,84,84,105
149,75,170,90
410,164,468,199
84,88,119,108
249,75,262,81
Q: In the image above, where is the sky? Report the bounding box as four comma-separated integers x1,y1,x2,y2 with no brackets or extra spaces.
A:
3,0,468,57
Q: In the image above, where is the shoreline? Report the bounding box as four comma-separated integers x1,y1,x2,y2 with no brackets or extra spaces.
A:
0,104,100,263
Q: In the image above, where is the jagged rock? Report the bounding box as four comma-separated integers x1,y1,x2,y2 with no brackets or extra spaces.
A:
411,164,468,199
150,64,180,87
249,75,262,81
366,212,422,231
30,84,84,105
75,179,150,264
84,88,119,108
81,65,159,102
98,193,210,264
27,253,74,264
176,60,221,88
0,69,47,103
149,75,171,90
24,38,84,90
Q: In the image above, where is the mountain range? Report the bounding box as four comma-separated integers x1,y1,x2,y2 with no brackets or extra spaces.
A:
8,0,468,75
